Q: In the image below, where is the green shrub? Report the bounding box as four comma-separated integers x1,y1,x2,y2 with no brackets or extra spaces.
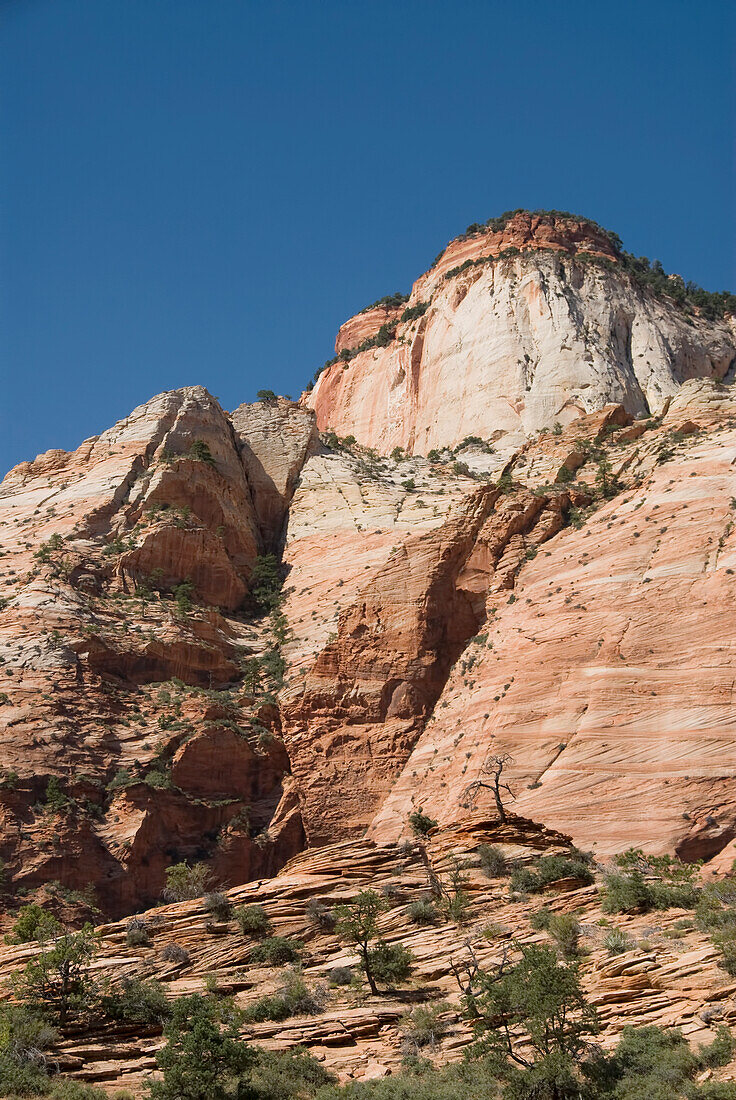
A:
101,978,170,1024
148,993,252,1100
477,844,508,878
398,1004,448,1052
234,904,272,938
203,892,232,922
529,906,552,931
510,855,594,894
11,925,98,1025
603,927,633,954
249,936,303,966
243,972,325,1022
125,917,151,947
408,899,439,926
159,942,190,966
162,862,211,903
408,808,437,837
187,439,217,466
245,1046,335,1099
304,898,335,930
548,913,580,958
5,904,62,945
601,871,654,914
367,941,413,986
328,966,353,986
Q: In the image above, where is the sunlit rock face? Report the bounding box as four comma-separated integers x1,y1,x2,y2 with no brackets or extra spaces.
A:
305,212,735,456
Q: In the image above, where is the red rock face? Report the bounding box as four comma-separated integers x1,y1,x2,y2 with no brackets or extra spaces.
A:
370,381,736,860
1,258,735,929
0,388,318,918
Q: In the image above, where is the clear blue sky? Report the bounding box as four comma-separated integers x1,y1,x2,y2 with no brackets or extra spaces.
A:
1,0,734,475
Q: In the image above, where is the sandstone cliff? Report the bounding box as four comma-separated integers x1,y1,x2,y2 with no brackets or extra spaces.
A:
305,211,736,455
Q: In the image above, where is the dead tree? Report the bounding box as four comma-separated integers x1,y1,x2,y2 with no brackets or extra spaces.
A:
461,751,516,824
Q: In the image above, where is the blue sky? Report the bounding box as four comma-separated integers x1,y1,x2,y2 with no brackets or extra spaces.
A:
1,0,734,475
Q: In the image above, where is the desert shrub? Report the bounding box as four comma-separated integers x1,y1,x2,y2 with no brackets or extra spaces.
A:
159,943,190,966
246,1046,335,1099
246,554,283,616
148,993,252,1100
187,439,216,466
510,854,593,894
242,972,325,1022
101,978,170,1024
328,966,353,986
398,1003,448,1052
249,936,303,966
5,904,62,945
583,1022,736,1099
601,871,654,914
125,917,151,947
234,904,272,938
608,849,700,911
162,862,210,903
11,926,98,1026
0,1003,58,1085
603,927,633,955
203,892,232,922
442,889,471,925
367,941,413,986
548,913,580,958
477,843,508,878
529,906,552,931
408,809,437,837
304,898,335,930
408,899,439,926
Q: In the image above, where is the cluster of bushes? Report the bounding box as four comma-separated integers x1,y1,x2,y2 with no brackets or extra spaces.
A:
601,849,700,915
242,970,325,1023
510,853,594,894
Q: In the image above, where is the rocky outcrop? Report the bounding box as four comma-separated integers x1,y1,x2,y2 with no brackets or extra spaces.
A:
231,397,318,549
370,380,736,858
0,388,320,917
0,821,734,1095
305,212,735,454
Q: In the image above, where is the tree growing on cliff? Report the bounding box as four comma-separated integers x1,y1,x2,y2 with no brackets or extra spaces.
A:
462,751,516,824
469,941,599,1100
11,925,98,1026
334,890,412,994
148,994,252,1100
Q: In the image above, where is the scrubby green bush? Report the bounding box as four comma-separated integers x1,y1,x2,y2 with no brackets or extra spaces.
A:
159,942,190,966
603,927,633,955
243,972,325,1022
5,904,62,945
510,855,594,894
367,941,413,986
162,862,210,903
304,898,335,930
234,904,272,938
204,892,232,922
477,844,508,878
548,913,580,959
529,906,552,931
398,1004,448,1052
249,936,303,967
408,899,439,926
125,917,151,947
101,978,170,1024
408,809,437,837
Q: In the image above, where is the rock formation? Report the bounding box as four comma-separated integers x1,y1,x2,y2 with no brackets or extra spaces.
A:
305,211,735,456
